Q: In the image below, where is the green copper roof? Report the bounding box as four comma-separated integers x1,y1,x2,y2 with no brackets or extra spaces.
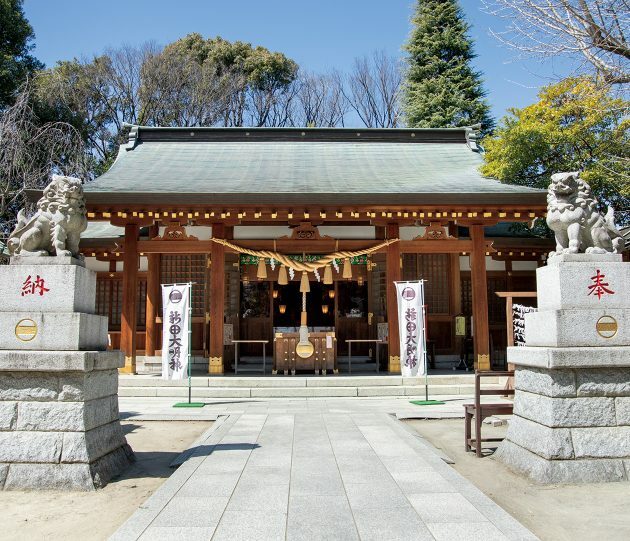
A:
83,127,546,206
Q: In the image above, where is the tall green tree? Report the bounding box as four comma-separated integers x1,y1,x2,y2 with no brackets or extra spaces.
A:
481,77,629,224
403,0,493,132
0,0,43,108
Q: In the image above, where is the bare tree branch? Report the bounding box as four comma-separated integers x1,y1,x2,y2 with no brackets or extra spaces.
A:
0,83,87,238
482,0,630,84
344,51,402,128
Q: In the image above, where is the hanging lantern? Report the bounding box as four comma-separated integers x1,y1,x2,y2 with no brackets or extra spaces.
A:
279,304,287,314
321,305,329,314
342,258,352,279
257,257,267,280
272,289,278,299
299,271,310,293
278,265,288,285
328,289,335,299
323,264,333,285
357,275,364,286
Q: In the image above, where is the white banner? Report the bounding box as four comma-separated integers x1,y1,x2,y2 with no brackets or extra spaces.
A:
395,281,426,377
161,284,190,380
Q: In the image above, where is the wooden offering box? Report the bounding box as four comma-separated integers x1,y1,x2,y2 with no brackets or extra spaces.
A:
273,332,337,375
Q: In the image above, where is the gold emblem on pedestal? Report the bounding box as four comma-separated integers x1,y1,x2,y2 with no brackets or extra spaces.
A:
596,316,618,339
15,319,38,341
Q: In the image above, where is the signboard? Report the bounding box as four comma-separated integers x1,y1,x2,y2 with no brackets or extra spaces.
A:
512,303,536,346
161,284,190,380
395,281,426,377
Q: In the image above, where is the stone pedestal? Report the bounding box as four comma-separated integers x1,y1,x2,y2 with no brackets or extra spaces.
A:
0,259,134,490
496,254,630,483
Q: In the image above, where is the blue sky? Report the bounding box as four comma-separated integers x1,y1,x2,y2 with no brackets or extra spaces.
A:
24,0,572,123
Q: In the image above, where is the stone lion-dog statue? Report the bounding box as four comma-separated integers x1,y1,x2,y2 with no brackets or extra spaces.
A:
546,172,624,259
8,175,88,258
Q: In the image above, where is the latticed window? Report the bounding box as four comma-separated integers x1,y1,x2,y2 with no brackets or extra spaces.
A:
402,254,450,315
95,276,145,330
461,277,472,316
461,274,509,324
161,255,206,317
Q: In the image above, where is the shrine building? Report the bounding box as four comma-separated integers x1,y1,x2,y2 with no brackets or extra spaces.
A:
77,126,550,375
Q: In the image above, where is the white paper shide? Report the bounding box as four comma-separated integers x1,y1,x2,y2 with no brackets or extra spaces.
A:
161,284,190,380
395,281,426,377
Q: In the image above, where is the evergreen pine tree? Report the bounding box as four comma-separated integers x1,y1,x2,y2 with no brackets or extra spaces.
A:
403,0,493,132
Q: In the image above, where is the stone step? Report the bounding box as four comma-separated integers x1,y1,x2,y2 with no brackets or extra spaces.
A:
118,374,495,388
118,383,506,398
123,385,483,398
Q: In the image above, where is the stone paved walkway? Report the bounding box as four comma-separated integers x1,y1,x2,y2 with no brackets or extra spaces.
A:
112,406,536,541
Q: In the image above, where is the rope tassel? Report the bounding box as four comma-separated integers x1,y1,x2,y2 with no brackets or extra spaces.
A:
256,257,267,279
278,265,288,286
342,258,352,279
323,264,333,285
299,271,310,293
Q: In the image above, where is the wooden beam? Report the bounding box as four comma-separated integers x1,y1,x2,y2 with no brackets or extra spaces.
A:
386,224,401,373
120,223,139,373
145,252,160,357
470,225,490,370
209,224,225,374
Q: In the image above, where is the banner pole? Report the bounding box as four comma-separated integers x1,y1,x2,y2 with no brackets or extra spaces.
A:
188,282,192,404
421,281,428,402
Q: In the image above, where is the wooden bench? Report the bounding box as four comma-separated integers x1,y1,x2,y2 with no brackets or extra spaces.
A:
464,370,514,457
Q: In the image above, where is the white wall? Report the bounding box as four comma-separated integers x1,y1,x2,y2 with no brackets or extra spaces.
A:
512,260,539,271
459,256,506,271
399,226,426,240
234,226,291,239
318,226,374,239
85,257,110,272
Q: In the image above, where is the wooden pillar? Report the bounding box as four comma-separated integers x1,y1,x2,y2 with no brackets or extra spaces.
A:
120,223,139,374
386,223,401,373
209,223,225,374
449,252,462,353
470,225,490,371
145,253,160,357
505,259,514,292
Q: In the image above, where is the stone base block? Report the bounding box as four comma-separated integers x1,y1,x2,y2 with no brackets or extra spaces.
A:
495,439,629,484
525,308,630,348
0,350,123,373
536,256,628,311
0,312,107,350
508,345,630,369
2,443,135,490
515,366,630,398
0,261,96,313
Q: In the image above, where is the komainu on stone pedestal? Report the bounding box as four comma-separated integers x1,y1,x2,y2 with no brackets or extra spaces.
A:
546,172,624,259
0,176,133,491
496,173,628,484
7,175,87,258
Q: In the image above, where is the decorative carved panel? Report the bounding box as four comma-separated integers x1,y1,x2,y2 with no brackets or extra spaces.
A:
154,221,198,241
280,222,331,241
414,222,453,241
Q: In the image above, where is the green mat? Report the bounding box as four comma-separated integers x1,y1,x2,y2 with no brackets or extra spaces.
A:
410,400,445,406
173,402,206,408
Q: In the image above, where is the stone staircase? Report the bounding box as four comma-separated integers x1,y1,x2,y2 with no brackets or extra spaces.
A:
118,373,507,399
